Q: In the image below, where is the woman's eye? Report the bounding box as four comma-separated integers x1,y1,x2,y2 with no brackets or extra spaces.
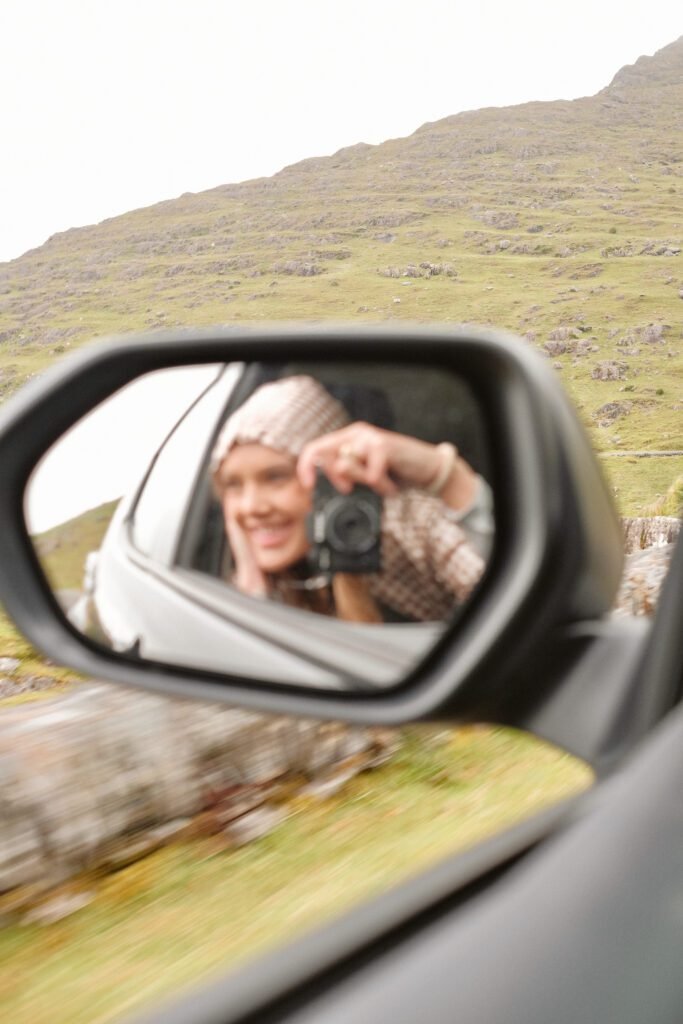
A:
266,468,293,484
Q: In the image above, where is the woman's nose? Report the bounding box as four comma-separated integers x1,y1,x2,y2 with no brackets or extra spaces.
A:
240,482,270,516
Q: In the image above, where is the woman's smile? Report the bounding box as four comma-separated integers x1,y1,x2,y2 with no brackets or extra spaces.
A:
247,522,296,549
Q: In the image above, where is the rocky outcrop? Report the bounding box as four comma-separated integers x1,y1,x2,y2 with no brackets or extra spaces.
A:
592,360,628,381
0,687,392,920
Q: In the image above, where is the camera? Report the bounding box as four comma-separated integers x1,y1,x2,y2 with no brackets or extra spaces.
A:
307,470,382,574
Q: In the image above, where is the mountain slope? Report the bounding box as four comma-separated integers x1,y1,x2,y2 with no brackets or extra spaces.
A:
2,37,682,511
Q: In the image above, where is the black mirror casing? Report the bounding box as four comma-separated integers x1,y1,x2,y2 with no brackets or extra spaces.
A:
0,325,635,764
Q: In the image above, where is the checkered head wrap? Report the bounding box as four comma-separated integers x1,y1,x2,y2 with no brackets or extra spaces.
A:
211,375,350,473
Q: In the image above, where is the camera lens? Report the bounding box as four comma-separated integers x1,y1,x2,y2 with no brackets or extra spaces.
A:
327,497,380,554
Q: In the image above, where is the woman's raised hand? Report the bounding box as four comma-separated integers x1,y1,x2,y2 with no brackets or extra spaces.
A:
297,422,445,496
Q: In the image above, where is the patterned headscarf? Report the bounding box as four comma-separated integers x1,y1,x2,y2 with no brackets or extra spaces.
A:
211,375,350,473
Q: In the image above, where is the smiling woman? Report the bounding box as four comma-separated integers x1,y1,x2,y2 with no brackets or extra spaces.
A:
210,374,490,623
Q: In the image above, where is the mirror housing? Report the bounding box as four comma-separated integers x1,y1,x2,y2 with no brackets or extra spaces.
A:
0,324,623,731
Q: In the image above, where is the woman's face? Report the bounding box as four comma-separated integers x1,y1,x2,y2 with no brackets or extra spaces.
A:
217,443,312,573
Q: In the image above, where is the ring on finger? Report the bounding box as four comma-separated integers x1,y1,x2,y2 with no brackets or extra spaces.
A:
339,444,363,464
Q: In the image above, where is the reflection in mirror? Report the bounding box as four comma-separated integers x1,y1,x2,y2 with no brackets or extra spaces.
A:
26,361,495,691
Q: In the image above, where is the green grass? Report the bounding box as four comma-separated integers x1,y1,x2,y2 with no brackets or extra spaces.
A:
600,457,683,515
0,726,590,1024
32,499,118,591
647,473,683,516
0,606,77,698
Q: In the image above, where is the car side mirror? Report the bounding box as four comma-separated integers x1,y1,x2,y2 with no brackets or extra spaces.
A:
0,325,624,758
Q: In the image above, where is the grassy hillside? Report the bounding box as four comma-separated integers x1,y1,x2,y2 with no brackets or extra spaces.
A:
32,500,119,591
1,38,683,512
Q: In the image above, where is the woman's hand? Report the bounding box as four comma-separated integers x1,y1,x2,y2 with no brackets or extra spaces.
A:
298,422,478,512
298,422,436,495
225,514,269,597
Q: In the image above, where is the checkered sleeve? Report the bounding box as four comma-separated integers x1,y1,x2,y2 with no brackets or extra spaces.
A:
375,491,485,619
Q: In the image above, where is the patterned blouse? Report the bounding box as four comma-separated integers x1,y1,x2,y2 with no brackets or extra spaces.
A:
366,489,484,621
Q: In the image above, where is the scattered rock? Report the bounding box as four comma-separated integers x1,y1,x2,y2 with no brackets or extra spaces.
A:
99,819,194,871
618,324,668,348
544,339,576,356
224,807,286,847
639,241,681,257
471,208,518,229
602,244,635,258
0,675,61,699
569,263,604,279
378,263,455,280
272,260,324,276
548,326,582,342
641,323,666,344
313,249,352,261
419,262,456,277
366,212,425,228
22,891,94,926
595,401,632,426
592,360,628,381
300,765,360,801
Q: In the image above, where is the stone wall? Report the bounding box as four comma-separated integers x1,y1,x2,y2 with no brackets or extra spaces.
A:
621,516,680,553
0,687,391,921
614,517,679,617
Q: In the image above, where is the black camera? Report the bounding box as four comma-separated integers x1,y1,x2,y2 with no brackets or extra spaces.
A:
307,470,382,575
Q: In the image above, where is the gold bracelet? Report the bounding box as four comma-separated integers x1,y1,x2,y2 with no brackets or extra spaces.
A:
426,442,457,495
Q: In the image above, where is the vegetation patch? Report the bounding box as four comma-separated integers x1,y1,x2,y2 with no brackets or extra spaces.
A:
0,726,589,1024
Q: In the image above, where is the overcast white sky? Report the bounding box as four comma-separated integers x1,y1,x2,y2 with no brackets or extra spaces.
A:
26,365,227,532
1,0,681,265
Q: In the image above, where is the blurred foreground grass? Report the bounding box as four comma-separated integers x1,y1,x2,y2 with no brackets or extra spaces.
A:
0,726,590,1024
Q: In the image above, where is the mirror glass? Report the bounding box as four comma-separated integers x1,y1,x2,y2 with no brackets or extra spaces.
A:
25,360,495,691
